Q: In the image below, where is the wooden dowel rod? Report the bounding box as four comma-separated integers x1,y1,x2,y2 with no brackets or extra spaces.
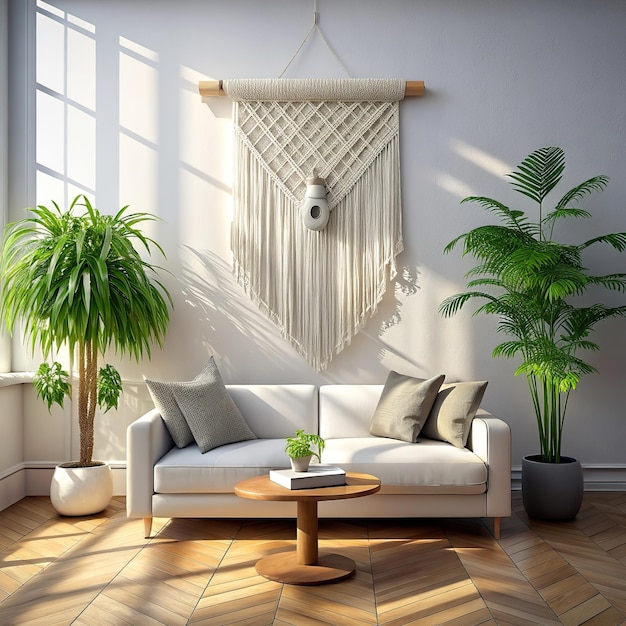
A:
405,80,425,96
199,80,226,97
198,79,424,98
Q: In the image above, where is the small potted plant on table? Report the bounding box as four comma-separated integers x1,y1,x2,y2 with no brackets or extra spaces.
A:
285,429,325,472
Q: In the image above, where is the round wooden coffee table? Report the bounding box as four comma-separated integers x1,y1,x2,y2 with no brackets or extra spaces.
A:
234,472,380,585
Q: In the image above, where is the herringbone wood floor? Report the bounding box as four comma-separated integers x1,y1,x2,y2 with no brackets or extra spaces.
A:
1,493,626,625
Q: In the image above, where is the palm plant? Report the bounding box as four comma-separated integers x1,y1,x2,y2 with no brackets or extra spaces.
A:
440,147,626,463
0,195,172,466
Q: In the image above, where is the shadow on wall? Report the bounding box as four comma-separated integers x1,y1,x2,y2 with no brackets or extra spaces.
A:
380,265,421,332
178,247,307,379
310,262,423,379
177,247,421,379
93,380,156,463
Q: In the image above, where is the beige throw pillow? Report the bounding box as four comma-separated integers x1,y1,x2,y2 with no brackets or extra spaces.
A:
369,372,446,442
421,381,488,448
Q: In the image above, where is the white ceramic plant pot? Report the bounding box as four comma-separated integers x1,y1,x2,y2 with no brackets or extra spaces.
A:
50,462,113,516
290,455,312,472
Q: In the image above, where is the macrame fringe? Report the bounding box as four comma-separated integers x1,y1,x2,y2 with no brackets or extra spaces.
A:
232,135,403,371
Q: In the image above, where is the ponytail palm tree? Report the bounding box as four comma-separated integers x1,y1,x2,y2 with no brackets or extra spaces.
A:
440,147,626,463
0,195,172,466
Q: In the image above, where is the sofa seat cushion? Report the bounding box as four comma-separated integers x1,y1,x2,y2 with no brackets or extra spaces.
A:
155,439,290,493
154,436,488,496
322,438,487,494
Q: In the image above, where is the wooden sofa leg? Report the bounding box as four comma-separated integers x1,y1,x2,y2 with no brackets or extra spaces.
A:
144,517,153,539
493,517,501,539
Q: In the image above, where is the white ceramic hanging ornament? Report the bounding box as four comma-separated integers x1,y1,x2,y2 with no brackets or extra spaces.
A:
300,174,330,231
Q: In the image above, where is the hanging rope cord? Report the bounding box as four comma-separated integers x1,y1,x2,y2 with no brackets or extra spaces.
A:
279,0,351,78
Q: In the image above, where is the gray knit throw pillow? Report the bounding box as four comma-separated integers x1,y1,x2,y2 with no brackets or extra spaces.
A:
170,360,256,453
144,380,194,449
145,358,234,448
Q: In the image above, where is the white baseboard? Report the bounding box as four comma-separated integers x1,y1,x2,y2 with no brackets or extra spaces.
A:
0,463,128,501
0,465,26,511
511,464,626,491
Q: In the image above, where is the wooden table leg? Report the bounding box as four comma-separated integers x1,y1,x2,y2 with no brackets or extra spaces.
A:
297,500,318,565
254,499,356,585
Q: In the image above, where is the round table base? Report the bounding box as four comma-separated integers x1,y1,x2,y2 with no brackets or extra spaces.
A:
255,551,355,585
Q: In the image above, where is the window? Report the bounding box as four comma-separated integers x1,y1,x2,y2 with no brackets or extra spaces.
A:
36,0,96,205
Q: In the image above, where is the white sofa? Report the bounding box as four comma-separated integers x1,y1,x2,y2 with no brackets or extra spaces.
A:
127,384,511,538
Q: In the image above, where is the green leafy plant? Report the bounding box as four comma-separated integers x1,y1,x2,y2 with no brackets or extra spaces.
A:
33,362,71,410
97,364,124,412
285,429,325,462
440,147,626,463
0,195,172,466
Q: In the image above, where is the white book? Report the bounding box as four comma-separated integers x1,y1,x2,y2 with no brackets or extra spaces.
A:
269,465,346,490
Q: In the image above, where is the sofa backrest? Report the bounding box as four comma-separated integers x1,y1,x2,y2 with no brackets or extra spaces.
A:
227,384,318,438
319,384,384,439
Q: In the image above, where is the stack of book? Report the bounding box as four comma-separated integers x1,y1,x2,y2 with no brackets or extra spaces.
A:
269,465,346,489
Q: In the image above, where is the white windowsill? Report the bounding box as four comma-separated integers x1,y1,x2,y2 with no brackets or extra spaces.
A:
0,372,34,387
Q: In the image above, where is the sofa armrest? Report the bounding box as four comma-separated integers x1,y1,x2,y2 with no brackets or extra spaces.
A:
126,408,174,519
468,410,511,518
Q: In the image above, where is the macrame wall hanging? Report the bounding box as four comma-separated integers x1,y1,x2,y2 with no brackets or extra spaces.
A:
198,14,424,371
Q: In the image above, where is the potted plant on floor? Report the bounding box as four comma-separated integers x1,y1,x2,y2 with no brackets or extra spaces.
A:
285,429,325,472
439,147,626,520
0,195,172,515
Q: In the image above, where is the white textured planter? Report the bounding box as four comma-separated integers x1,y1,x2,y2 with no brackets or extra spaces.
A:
290,455,312,472
50,463,113,516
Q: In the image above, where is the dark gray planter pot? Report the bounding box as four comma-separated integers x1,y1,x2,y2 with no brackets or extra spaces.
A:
522,455,584,521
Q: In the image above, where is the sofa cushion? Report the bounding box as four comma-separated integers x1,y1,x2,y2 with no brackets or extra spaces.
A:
155,439,290,493
171,372,257,454
369,372,445,442
422,381,488,448
145,378,192,448
153,437,488,495
144,359,222,448
323,437,487,491
319,385,384,439
227,384,318,438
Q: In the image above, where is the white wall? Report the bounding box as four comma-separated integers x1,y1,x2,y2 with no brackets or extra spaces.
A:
0,0,10,372
0,383,26,509
7,0,626,483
